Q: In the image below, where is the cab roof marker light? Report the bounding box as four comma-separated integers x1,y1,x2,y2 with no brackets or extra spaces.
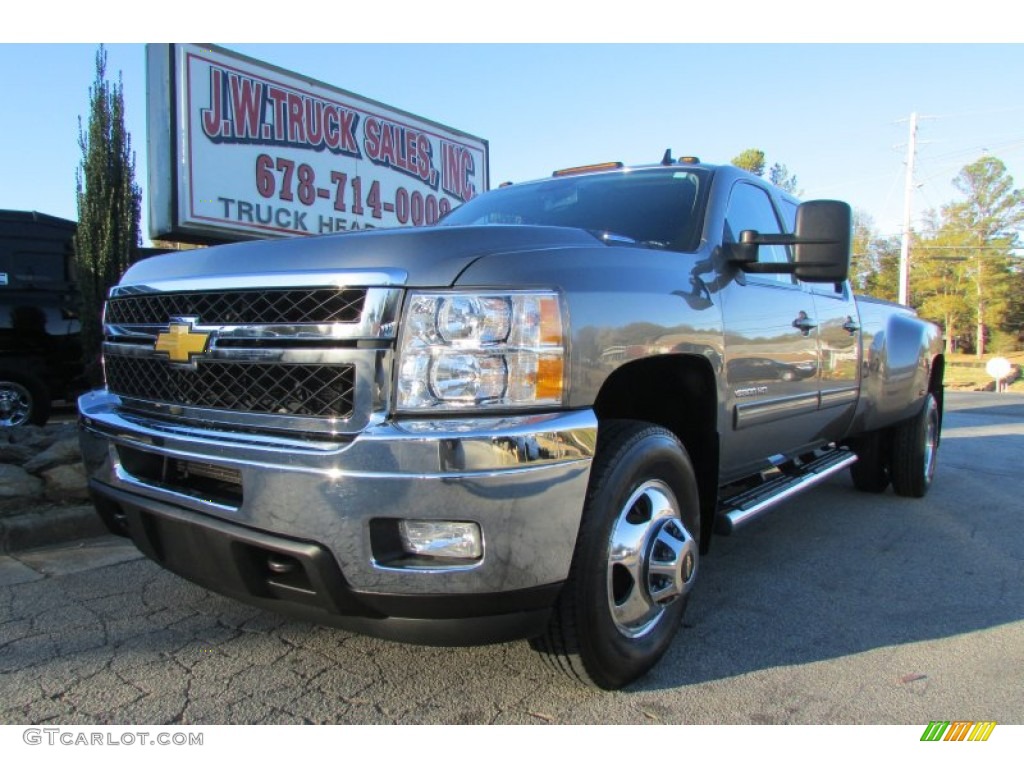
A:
552,162,624,177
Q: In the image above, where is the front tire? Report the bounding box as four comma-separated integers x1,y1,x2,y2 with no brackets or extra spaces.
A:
531,420,700,690
890,392,940,498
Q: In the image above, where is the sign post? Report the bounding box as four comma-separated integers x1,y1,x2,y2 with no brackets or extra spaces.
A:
985,357,1013,393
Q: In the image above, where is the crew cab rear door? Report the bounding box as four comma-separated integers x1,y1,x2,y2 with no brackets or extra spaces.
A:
777,199,861,441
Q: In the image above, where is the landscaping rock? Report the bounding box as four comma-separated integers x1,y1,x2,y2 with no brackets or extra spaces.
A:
0,442,37,465
0,416,101,551
5,425,53,450
0,464,45,512
23,437,82,474
42,463,90,503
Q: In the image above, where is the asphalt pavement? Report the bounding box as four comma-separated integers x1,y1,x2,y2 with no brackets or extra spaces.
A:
0,391,1021,725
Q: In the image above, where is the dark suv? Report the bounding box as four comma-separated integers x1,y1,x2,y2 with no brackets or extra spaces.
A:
0,210,84,426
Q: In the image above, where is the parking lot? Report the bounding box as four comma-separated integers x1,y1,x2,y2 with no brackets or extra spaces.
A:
1,391,1022,725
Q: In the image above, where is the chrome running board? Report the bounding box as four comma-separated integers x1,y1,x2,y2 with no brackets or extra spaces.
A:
716,449,858,535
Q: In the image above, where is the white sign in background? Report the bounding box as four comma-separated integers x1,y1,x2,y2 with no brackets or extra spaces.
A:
159,44,488,242
985,356,1012,381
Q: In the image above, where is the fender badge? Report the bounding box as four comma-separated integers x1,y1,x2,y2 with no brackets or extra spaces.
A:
734,386,769,398
155,322,211,363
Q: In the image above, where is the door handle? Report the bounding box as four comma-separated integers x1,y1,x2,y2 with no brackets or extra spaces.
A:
842,319,861,334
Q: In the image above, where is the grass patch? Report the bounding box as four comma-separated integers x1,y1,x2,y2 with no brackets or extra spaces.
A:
945,351,1023,391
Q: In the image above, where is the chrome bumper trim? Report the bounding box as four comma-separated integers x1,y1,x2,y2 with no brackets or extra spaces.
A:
79,392,596,594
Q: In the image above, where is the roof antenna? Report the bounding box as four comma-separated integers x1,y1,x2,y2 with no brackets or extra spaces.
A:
661,148,673,165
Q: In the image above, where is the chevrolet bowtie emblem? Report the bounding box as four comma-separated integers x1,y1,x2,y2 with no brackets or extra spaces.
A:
154,322,211,363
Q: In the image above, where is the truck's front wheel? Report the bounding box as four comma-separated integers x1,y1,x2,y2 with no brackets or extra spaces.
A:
531,420,699,690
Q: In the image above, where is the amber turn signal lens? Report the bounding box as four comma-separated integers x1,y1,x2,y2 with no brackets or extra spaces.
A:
535,356,564,401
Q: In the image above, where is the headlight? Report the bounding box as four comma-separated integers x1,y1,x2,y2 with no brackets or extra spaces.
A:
396,291,566,411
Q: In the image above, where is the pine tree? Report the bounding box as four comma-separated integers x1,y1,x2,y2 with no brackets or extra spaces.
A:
731,149,800,195
768,162,800,196
913,157,1023,356
731,148,766,177
74,45,142,385
911,214,974,356
950,156,1023,356
850,210,900,301
1000,267,1024,350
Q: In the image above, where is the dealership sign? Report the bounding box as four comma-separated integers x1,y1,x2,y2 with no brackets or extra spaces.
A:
147,44,489,242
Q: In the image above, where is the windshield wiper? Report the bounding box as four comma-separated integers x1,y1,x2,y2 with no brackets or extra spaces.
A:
587,230,669,249
590,229,635,245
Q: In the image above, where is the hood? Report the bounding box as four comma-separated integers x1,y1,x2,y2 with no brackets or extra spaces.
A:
118,225,602,289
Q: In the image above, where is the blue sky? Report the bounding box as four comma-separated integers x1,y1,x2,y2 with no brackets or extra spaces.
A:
1,38,1021,245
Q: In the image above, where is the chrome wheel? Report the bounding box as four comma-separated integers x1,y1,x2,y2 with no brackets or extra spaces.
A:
0,380,33,427
607,479,698,639
530,420,701,689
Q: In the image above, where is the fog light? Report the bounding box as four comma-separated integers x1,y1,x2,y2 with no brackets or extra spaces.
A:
398,520,482,560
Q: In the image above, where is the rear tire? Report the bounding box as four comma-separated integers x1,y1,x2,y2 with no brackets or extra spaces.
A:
848,429,890,493
530,420,700,690
890,393,940,498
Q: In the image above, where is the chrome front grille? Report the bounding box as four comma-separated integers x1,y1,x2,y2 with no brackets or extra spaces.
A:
105,356,356,419
101,281,403,436
105,288,367,325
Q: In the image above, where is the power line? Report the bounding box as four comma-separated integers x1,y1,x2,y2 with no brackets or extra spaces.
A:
911,245,1021,251
921,138,1024,165
916,140,1024,185
920,105,1024,121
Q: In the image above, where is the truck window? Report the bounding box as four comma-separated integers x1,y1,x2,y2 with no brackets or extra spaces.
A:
724,183,794,286
777,198,798,232
1,250,67,286
440,168,707,252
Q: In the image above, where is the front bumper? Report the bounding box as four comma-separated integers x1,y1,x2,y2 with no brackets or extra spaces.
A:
78,390,596,645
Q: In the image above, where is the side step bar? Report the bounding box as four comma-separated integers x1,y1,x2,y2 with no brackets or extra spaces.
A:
715,448,858,535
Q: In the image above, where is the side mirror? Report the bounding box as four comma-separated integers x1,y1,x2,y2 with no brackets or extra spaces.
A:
793,200,851,283
732,199,852,284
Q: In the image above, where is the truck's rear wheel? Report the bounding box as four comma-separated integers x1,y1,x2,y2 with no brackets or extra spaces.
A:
890,392,940,498
531,420,699,690
848,429,891,493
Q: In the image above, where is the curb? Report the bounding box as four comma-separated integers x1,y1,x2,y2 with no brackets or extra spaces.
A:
0,503,107,554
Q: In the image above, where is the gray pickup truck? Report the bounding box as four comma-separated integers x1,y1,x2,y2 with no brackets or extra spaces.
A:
79,156,944,689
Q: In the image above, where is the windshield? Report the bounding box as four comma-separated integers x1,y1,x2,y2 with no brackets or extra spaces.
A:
439,168,708,252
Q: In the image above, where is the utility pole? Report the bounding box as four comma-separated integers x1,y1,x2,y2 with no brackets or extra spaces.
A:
898,112,918,306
